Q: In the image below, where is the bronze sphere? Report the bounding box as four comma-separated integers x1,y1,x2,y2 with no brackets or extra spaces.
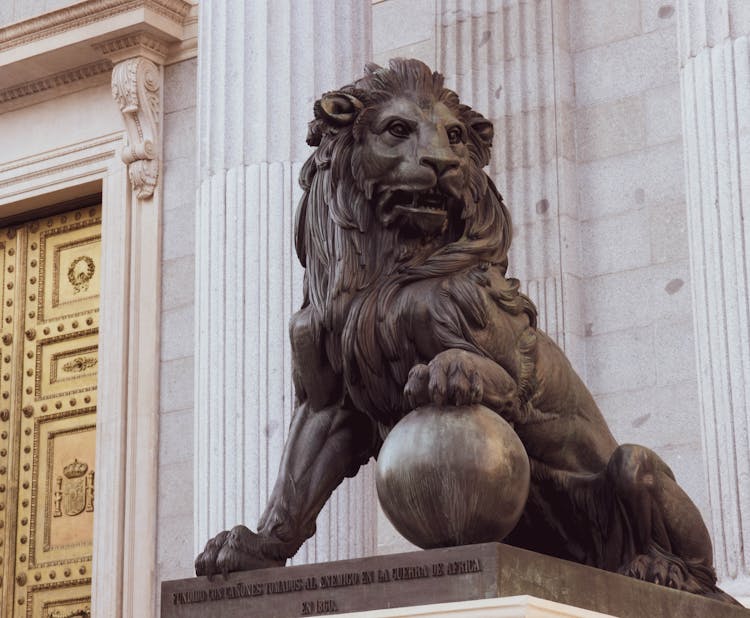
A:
376,404,530,549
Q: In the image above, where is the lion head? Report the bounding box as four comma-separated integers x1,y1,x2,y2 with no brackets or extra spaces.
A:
308,67,493,237
295,58,535,423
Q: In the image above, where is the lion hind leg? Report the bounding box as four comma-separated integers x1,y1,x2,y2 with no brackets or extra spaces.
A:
620,546,708,592
605,445,741,602
619,545,742,605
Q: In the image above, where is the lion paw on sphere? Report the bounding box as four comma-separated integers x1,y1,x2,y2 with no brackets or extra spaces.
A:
195,58,738,605
404,349,519,415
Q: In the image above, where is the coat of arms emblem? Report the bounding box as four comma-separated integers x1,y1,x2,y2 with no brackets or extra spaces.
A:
53,458,94,518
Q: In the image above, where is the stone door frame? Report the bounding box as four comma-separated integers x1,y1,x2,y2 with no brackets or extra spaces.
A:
0,132,161,616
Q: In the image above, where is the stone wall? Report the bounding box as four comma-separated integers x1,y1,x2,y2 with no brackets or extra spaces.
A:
373,0,437,66
157,58,198,585
571,0,707,521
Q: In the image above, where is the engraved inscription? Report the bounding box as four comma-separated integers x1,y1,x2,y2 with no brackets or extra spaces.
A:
172,582,264,605
301,600,338,615
172,559,483,612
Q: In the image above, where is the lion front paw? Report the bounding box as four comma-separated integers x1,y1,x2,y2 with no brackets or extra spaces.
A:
404,349,521,418
195,530,230,577
404,349,485,408
195,525,286,578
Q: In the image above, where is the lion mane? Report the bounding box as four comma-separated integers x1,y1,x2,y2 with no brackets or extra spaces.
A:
294,58,537,435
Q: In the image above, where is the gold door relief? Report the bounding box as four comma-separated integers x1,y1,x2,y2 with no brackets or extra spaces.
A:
0,205,101,618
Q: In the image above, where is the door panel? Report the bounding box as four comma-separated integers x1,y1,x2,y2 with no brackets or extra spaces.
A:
0,205,100,618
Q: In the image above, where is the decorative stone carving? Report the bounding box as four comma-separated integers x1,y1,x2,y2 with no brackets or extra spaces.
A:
111,56,161,199
63,357,98,373
0,60,112,108
93,31,170,65
0,0,190,51
0,0,194,113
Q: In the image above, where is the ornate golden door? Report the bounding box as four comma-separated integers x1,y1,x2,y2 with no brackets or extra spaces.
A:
0,204,101,618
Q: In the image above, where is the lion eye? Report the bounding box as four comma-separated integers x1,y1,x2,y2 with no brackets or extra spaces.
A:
447,127,464,144
388,121,412,138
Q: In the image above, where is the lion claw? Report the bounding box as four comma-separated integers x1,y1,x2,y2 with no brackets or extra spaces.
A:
404,350,484,408
195,530,230,579
195,525,285,577
404,363,430,408
619,550,690,591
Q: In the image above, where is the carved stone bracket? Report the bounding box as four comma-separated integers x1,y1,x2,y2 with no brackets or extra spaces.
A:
111,56,161,199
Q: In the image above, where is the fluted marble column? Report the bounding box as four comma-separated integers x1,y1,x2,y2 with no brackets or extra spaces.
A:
195,1,376,564
678,0,750,600
438,0,583,371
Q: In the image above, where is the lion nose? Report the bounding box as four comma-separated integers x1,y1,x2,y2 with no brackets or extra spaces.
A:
419,153,460,177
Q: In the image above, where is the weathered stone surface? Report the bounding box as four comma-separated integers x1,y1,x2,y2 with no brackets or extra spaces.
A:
163,543,749,618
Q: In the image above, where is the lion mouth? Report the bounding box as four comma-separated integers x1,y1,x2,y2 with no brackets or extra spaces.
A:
379,189,452,235
393,189,446,215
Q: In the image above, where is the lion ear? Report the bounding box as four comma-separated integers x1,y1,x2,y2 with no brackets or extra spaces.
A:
315,91,363,127
470,118,494,147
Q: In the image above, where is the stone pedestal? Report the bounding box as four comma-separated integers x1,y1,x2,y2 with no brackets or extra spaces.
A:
194,1,376,565
677,0,750,601
161,543,749,618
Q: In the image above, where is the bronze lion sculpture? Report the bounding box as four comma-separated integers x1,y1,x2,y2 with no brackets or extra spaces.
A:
196,58,734,603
